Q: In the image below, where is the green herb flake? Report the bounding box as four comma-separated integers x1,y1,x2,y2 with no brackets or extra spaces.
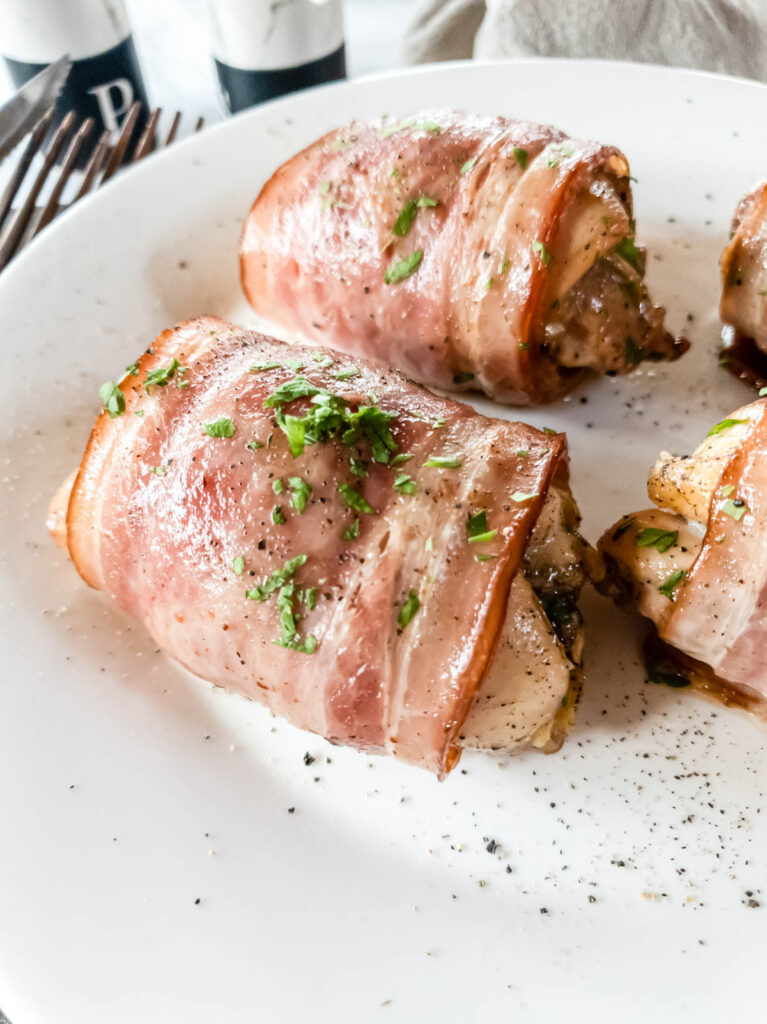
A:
246,438,264,451
460,157,477,175
391,452,413,465
397,590,420,629
285,358,305,372
433,417,446,428
246,553,308,602
349,457,368,478
475,553,496,562
394,473,418,495
707,417,747,437
760,386,767,397
125,363,139,377
318,180,332,194
273,582,317,655
636,527,678,553
144,358,179,392
337,481,374,514
134,409,145,418
722,498,747,521
289,476,312,513
149,466,165,476
658,569,686,600
333,368,360,381
250,360,283,373
625,337,643,365
533,240,551,267
383,249,423,285
423,456,462,469
466,510,497,543
271,505,285,525
513,146,528,170
232,556,245,576
341,518,360,541
99,380,125,419
515,449,529,458
202,417,235,438
425,536,433,552
721,484,735,497
263,376,320,408
646,658,690,689
272,478,284,494
510,491,537,503
311,352,335,368
614,236,645,273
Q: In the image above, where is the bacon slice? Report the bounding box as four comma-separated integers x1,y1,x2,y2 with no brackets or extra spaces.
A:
58,316,584,776
241,110,685,405
598,399,767,711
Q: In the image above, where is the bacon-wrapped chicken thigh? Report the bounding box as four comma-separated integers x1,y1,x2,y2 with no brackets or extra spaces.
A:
720,180,767,389
241,111,686,405
49,317,596,776
599,399,767,715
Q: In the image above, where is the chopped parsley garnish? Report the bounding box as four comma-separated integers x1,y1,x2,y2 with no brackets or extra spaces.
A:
384,249,423,284
510,491,537,502
425,536,433,552
149,466,165,476
350,457,368,477
475,553,496,562
466,510,496,543
721,484,735,497
392,196,438,237
246,553,307,601
423,456,462,469
760,386,767,397
515,449,529,458
125,363,139,376
99,380,125,418
532,240,551,267
285,358,304,372
722,498,747,521
397,590,420,628
433,417,446,428
289,476,312,513
380,118,441,140
636,527,678,553
246,438,264,450
272,505,285,525
311,352,335,368
337,481,374,514
513,146,528,170
202,417,235,438
134,409,145,418
144,358,179,392
646,658,690,689
391,452,413,465
658,569,686,600
333,368,360,381
250,360,283,373
394,473,418,495
460,156,477,174
232,556,245,576
707,417,747,437
263,376,320,407
614,236,645,274
273,581,316,655
341,518,360,541
625,337,643,365
273,478,284,494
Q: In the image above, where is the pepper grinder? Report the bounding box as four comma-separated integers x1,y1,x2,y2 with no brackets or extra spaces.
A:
0,0,149,147
207,0,346,114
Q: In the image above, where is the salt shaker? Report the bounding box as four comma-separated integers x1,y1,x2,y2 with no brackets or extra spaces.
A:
0,0,149,142
207,0,346,114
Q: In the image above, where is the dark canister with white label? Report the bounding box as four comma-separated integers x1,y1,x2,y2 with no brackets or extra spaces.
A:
208,0,346,114
0,0,148,150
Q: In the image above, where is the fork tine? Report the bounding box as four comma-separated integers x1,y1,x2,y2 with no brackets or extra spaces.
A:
73,128,111,202
133,108,162,161
32,118,94,238
164,110,182,146
0,111,76,272
0,107,55,235
100,102,141,182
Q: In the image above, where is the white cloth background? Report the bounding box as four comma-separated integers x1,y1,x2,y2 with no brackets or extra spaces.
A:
404,0,767,80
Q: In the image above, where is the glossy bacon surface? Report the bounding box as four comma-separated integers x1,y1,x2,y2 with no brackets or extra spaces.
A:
64,316,570,775
241,110,682,404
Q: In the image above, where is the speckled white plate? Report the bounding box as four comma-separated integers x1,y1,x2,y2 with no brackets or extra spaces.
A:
1,60,766,1024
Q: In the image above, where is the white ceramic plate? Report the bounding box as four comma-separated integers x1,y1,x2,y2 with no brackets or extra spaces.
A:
1,60,766,1024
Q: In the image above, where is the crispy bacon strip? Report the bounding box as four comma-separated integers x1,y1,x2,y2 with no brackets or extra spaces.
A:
59,316,576,775
241,110,684,405
598,399,767,710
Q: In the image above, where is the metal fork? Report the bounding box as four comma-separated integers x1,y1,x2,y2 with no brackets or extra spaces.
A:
0,103,204,272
